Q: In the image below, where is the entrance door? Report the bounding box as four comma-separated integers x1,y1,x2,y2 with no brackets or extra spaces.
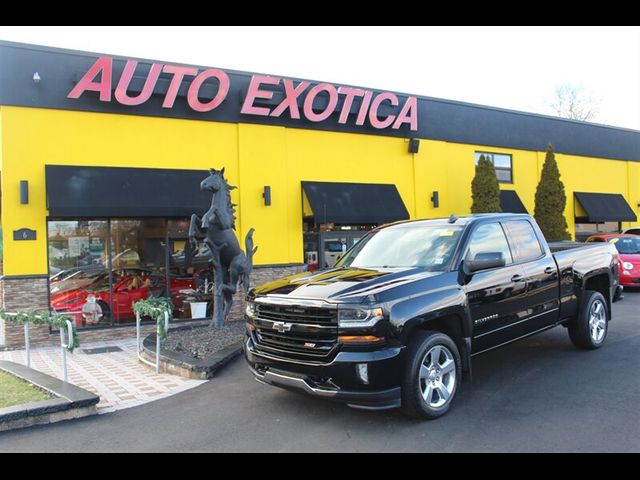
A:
307,230,374,271
322,236,348,268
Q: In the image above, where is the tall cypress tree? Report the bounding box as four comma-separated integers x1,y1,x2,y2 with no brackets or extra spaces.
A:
471,155,502,213
534,144,571,240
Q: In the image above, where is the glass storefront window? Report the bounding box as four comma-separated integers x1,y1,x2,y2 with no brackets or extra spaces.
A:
48,217,204,329
167,219,211,320
110,219,167,325
48,220,110,328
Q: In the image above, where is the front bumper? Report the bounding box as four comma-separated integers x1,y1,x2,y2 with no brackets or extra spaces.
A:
244,336,403,410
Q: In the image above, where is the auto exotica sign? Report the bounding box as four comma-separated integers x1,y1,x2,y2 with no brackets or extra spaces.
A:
67,57,418,131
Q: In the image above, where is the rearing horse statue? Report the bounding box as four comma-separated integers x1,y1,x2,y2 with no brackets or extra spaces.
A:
188,168,257,327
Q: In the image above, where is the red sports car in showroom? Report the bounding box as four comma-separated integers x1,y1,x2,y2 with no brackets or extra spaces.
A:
51,269,196,326
586,234,640,287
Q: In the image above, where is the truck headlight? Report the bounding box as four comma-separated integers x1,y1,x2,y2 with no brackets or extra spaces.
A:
245,301,256,318
623,262,633,271
338,307,384,328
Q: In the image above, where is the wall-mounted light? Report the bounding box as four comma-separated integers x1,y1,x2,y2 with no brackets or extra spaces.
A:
33,72,41,84
408,138,420,154
263,185,271,206
431,191,439,208
20,180,29,204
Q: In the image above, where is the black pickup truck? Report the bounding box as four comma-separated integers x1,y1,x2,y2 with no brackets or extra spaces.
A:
244,214,621,418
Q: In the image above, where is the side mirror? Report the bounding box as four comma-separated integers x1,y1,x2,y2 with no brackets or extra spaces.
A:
463,252,506,275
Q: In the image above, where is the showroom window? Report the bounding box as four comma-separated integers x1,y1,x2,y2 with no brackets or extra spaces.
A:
48,220,111,328
474,152,513,183
48,218,209,329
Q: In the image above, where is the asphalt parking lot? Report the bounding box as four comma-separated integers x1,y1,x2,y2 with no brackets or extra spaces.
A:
1,290,639,452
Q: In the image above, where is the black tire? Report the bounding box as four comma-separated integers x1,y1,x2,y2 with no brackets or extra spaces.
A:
401,330,461,419
568,290,608,350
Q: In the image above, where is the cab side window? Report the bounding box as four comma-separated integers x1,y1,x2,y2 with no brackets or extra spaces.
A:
504,220,544,263
466,223,513,265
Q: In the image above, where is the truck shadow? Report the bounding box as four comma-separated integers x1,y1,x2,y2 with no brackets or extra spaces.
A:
262,319,629,426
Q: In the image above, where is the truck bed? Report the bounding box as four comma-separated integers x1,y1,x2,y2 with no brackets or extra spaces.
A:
548,241,601,252
550,241,619,320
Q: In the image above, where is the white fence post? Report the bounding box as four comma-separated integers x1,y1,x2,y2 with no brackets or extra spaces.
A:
164,310,169,336
59,328,67,382
136,312,141,354
58,320,74,383
24,323,30,368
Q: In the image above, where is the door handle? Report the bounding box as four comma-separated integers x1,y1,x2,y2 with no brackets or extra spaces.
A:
544,266,555,275
511,274,524,282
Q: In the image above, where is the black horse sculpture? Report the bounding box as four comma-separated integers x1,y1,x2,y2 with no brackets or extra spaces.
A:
188,168,256,327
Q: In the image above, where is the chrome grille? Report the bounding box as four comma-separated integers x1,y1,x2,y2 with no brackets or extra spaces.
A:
253,302,338,361
256,303,337,324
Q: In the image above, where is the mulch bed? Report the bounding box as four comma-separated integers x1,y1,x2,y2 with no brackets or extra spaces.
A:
163,322,246,360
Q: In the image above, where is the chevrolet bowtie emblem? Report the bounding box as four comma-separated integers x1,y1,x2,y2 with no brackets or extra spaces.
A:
272,321,293,333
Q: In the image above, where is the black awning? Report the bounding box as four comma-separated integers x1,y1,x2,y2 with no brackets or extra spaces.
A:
302,181,409,225
574,192,637,223
46,165,211,217
500,190,528,214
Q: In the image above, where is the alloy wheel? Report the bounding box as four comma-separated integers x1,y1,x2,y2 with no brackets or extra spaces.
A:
589,299,606,343
419,345,456,408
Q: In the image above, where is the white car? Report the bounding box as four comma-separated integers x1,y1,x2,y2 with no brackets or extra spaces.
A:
622,227,640,236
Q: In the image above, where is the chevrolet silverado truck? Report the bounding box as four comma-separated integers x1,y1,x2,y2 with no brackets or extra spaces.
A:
244,214,621,419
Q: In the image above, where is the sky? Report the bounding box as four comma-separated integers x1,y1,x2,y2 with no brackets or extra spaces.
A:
1,26,639,130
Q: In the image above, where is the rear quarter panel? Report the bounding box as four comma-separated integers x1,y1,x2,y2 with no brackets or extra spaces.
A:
552,243,618,319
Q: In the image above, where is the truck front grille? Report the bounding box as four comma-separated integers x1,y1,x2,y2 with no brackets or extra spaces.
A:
253,303,338,361
255,303,337,324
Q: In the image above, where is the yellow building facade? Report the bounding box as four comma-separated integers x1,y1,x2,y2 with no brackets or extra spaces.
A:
1,41,638,344
2,105,639,277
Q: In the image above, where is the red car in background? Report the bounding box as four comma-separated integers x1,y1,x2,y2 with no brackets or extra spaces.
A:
51,268,196,326
586,234,640,287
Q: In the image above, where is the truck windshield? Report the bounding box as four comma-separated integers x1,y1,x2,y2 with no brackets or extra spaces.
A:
336,225,463,271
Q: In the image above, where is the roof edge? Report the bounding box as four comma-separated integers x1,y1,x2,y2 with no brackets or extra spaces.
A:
1,39,637,135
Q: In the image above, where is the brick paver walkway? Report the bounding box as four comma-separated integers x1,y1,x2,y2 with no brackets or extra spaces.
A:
1,339,206,412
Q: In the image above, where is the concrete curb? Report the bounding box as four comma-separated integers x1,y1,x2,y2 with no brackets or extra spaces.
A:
0,360,100,432
142,334,243,379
